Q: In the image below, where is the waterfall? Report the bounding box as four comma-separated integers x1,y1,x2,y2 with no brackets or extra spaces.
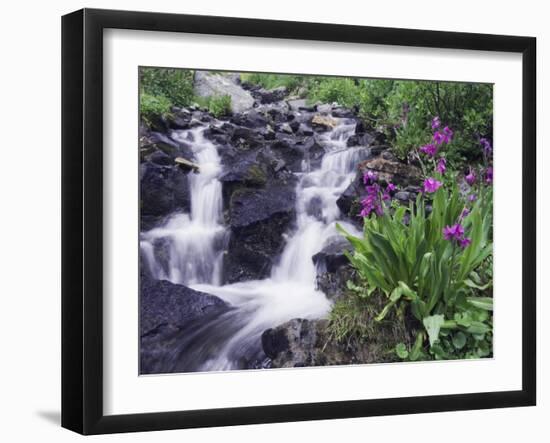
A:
140,127,226,286
140,117,366,372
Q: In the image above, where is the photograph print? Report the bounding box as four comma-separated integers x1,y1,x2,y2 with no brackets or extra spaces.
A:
139,68,494,375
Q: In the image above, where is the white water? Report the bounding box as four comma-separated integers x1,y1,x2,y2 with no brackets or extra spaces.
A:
141,118,365,371
140,127,226,285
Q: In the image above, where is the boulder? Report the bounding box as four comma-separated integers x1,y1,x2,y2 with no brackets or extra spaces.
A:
194,71,255,113
262,308,412,368
140,275,230,374
140,162,191,218
311,114,340,131
312,235,351,273
270,139,305,172
223,185,296,283
261,318,363,368
251,86,288,104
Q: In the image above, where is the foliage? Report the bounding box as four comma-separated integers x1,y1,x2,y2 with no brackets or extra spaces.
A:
327,293,376,344
385,82,493,162
196,94,232,118
139,67,195,107
338,179,493,360
240,73,312,94
139,92,172,125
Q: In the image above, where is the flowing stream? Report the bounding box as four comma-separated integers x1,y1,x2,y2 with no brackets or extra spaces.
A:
140,117,366,372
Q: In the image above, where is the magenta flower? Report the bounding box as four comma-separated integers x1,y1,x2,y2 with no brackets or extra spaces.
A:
443,126,453,143
459,237,472,249
432,126,453,145
359,182,384,217
485,167,493,184
433,131,445,145
443,223,465,241
465,169,476,186
480,137,492,156
387,182,396,192
468,193,477,202
363,170,378,185
443,223,471,249
461,207,470,218
420,143,438,157
423,177,443,193
436,157,447,174
432,116,441,130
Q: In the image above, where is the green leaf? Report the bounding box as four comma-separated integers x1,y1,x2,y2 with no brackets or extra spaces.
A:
409,331,425,361
464,279,492,290
452,331,467,350
423,314,445,346
466,297,493,311
396,343,409,359
465,321,491,335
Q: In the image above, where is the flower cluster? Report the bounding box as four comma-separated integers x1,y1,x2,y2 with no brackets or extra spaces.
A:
480,137,492,156
419,143,438,157
423,177,442,193
359,171,396,218
433,126,453,145
443,223,471,249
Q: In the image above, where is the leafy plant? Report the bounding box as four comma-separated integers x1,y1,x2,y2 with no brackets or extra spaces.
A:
139,67,195,107
139,92,172,125
195,95,232,118
337,182,493,360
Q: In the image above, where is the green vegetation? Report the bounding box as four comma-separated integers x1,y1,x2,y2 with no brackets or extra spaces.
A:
139,67,233,121
140,67,195,107
195,94,232,118
240,72,313,94
243,73,492,165
338,183,493,360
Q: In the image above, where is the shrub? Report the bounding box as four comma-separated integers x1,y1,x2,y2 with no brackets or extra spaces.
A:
240,73,311,94
195,95,232,118
338,167,493,360
139,67,195,107
139,92,172,125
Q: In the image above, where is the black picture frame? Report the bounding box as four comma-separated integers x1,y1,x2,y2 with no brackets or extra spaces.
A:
62,8,537,435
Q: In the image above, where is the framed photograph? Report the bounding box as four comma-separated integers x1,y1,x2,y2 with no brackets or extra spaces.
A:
62,8,536,435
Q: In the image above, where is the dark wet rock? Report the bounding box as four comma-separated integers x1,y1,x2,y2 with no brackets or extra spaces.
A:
312,235,351,273
230,109,268,129
331,107,356,118
251,86,288,104
224,186,296,283
140,162,190,217
148,150,173,166
360,156,422,186
140,131,181,158
140,275,230,374
394,191,412,202
346,132,377,148
166,109,192,129
336,170,366,221
262,308,412,368
305,195,324,220
316,264,355,301
270,139,304,171
231,126,265,151
302,137,325,169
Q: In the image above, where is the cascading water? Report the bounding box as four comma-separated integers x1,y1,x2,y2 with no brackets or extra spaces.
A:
140,127,226,286
140,117,366,372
